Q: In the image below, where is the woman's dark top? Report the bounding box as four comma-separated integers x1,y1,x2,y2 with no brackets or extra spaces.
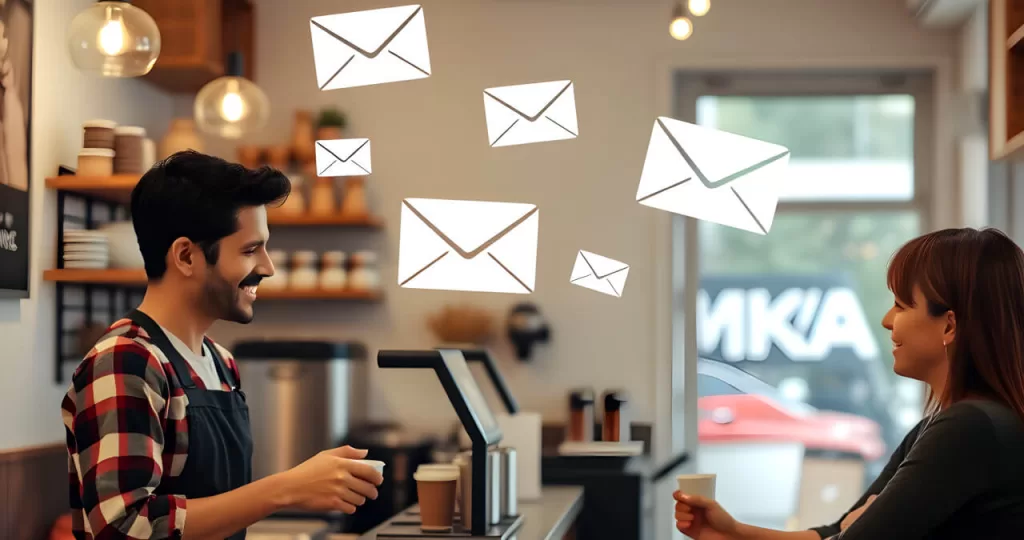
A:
811,399,1024,539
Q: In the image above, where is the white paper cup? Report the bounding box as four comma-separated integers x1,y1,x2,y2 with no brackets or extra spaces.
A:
677,473,716,499
353,459,386,474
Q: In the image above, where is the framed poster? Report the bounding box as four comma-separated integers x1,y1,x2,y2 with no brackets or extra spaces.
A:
0,0,32,298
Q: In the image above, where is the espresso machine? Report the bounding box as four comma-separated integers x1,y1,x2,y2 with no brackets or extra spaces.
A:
375,349,524,538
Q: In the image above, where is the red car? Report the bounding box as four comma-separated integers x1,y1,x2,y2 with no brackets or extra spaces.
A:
697,358,886,462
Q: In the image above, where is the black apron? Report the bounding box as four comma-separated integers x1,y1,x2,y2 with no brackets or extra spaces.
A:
129,309,254,540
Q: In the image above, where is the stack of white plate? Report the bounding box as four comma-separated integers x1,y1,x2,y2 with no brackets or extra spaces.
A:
63,230,109,269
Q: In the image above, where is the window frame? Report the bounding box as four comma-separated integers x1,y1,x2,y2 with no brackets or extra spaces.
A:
664,69,937,490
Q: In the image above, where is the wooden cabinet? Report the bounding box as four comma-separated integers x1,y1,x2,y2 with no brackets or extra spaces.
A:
133,0,254,94
990,0,1024,160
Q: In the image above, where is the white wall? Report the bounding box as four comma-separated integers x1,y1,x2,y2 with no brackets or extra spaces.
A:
0,0,173,450
192,0,961,436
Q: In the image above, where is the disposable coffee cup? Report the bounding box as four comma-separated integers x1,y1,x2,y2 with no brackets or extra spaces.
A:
415,468,459,532
677,473,716,499
352,459,386,475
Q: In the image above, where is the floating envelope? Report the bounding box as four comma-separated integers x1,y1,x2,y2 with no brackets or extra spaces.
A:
315,139,372,177
398,198,539,294
310,5,431,91
483,80,578,147
569,250,629,297
635,117,790,235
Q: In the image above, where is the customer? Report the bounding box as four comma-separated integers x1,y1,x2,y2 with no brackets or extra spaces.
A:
61,151,383,540
674,227,1024,540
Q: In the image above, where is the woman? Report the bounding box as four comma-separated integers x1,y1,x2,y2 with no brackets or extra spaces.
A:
674,228,1024,540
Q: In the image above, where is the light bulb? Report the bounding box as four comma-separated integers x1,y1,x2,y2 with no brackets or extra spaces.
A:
97,15,126,56
689,0,711,17
220,80,246,122
670,17,693,40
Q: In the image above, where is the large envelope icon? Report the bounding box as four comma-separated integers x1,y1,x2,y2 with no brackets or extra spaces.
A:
483,80,578,147
569,250,629,297
398,198,539,294
635,117,790,235
315,139,372,177
310,5,431,91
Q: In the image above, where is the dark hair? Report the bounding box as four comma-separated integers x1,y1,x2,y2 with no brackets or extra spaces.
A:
130,150,290,279
886,227,1024,420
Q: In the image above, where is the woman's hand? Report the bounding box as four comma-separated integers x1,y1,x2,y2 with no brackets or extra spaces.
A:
278,445,383,514
840,494,877,531
674,490,740,540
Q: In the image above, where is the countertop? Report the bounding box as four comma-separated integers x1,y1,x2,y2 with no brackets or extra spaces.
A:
357,485,584,540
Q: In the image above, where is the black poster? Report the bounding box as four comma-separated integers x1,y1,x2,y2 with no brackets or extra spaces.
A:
0,0,32,298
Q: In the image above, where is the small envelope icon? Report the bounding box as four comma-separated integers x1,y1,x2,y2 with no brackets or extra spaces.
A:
398,198,539,294
315,139,372,177
483,80,578,147
310,5,431,91
635,117,790,235
570,250,629,297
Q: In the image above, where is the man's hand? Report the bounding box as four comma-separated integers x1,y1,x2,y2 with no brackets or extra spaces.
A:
840,494,877,531
278,445,384,514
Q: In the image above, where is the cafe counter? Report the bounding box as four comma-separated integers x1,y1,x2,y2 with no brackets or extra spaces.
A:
356,486,584,540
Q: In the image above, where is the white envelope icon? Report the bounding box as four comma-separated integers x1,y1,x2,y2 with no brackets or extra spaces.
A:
483,80,578,147
569,250,629,297
309,5,431,91
635,117,790,235
315,139,372,177
398,198,539,294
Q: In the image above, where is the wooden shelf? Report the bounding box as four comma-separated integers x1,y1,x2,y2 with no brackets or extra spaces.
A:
267,213,383,227
42,269,381,300
989,0,1024,160
1009,23,1024,49
45,175,140,205
43,268,146,285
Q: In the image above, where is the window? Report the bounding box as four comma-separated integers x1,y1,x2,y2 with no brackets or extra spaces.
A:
697,373,743,397
673,71,933,532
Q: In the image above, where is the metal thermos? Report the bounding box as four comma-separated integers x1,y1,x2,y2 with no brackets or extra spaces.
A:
487,449,502,525
499,447,518,517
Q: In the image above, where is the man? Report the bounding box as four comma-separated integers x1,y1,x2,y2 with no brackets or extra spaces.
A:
61,151,382,540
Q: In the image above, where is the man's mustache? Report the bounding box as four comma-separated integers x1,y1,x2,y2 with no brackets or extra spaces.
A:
239,273,264,287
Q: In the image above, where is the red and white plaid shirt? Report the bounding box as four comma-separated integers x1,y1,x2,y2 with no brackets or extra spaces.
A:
61,317,241,540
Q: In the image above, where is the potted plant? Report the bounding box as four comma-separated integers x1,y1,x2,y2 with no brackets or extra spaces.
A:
316,108,347,140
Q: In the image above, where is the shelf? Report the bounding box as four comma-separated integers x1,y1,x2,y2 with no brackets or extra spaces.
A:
43,268,146,285
1009,23,1024,49
45,175,140,205
267,213,383,227
42,269,381,300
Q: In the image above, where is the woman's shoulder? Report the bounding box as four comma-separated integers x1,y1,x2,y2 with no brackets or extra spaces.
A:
925,399,1024,450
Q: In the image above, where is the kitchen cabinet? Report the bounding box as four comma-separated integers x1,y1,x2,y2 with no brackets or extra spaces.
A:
133,0,255,94
990,0,1024,160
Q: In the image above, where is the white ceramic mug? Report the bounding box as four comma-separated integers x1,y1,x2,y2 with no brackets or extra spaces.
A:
677,473,717,499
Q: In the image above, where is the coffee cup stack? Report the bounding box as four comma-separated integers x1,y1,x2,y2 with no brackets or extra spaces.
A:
113,126,147,174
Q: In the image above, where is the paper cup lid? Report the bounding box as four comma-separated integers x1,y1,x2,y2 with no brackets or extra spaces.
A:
79,148,116,157
418,464,459,471
83,119,117,129
114,126,147,136
414,469,459,482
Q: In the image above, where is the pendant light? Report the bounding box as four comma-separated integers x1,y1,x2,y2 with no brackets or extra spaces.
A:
194,52,270,139
669,1,694,40
67,0,161,77
689,0,711,17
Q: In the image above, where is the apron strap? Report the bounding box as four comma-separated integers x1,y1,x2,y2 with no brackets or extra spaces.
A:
204,337,239,390
127,309,198,389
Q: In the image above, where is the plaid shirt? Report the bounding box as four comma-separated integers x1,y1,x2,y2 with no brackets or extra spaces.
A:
61,317,242,540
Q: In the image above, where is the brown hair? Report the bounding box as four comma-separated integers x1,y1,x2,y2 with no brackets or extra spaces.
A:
886,227,1024,419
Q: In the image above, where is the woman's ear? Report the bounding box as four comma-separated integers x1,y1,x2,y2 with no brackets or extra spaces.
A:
942,310,957,345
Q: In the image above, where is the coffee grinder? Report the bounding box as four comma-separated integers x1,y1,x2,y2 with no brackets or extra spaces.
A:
376,349,524,538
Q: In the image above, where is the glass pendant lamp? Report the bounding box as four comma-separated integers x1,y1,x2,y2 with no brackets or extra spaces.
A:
67,0,161,77
194,52,270,139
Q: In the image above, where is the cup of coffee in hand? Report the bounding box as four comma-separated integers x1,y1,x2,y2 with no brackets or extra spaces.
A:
677,473,716,499
415,467,460,532
352,459,386,475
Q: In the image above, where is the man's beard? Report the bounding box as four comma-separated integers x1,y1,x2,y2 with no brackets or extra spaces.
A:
201,270,261,324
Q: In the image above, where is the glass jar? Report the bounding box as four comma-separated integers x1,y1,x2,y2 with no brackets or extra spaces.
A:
289,250,319,290
348,251,380,291
319,251,348,290
262,250,289,290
